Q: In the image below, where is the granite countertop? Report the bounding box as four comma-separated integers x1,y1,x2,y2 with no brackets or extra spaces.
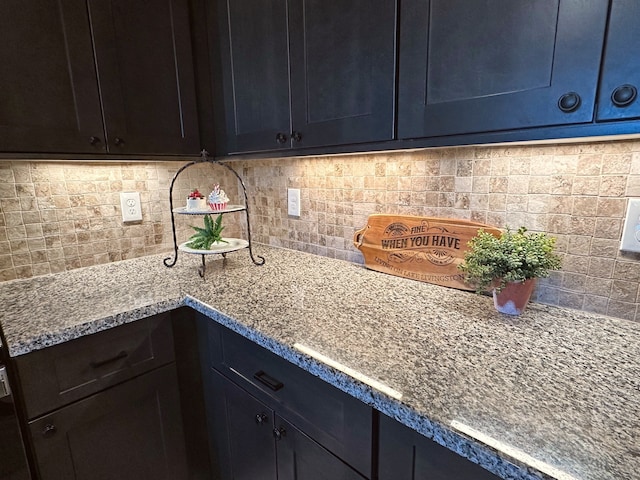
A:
1,245,639,480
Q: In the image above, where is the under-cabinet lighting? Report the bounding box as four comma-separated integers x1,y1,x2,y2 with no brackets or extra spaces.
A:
293,343,403,400
450,420,579,480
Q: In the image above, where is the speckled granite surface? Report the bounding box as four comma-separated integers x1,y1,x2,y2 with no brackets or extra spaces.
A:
1,246,639,480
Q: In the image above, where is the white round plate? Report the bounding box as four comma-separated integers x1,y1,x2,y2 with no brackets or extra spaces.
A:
173,205,245,215
178,238,249,255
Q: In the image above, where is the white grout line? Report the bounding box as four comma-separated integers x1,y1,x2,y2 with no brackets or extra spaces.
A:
450,420,580,480
293,343,403,400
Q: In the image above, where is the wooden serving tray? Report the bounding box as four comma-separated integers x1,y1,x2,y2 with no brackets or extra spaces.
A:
353,215,501,290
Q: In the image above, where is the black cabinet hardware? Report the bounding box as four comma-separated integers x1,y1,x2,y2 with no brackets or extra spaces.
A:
42,424,57,438
89,350,128,369
611,84,637,107
558,92,581,113
273,426,286,441
253,370,284,391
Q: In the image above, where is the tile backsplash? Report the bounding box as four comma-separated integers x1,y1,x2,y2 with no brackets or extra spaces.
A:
2,138,640,322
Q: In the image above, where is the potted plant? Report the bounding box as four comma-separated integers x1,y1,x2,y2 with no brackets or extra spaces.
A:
458,227,562,315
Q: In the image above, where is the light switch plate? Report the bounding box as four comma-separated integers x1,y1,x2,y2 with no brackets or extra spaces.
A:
120,192,143,222
620,198,640,252
288,188,301,217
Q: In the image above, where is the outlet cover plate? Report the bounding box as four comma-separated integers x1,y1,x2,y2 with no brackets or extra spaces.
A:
620,198,640,252
120,192,142,222
288,188,301,217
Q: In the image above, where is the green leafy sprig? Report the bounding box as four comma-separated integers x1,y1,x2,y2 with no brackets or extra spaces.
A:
186,214,228,250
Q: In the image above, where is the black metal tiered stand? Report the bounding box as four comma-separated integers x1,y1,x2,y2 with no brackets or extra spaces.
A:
163,150,265,277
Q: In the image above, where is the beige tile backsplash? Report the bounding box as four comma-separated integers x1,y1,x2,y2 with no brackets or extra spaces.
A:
2,139,640,322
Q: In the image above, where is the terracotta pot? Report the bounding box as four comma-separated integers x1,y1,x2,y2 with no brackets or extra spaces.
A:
493,278,537,315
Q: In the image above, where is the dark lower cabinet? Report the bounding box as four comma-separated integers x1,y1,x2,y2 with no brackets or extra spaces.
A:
378,412,500,480
209,370,366,480
13,313,191,480
28,364,188,480
197,314,373,479
398,0,609,139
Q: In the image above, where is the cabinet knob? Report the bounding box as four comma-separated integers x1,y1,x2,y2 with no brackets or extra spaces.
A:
273,426,286,440
275,132,288,144
557,92,581,113
255,413,268,425
291,131,302,142
114,137,125,146
89,136,101,146
42,424,57,438
611,84,637,107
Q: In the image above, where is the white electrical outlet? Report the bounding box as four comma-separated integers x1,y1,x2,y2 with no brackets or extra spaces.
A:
288,188,301,217
620,198,640,252
120,192,143,222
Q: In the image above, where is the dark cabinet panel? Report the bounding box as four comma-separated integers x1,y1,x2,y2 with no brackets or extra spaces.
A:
29,363,188,480
398,0,609,139
209,369,278,480
596,0,640,121
276,415,366,480
378,413,500,480
88,0,199,154
0,0,104,153
216,0,292,153
215,0,396,154
287,0,395,150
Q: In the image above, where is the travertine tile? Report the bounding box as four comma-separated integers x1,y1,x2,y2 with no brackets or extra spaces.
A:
3,140,640,323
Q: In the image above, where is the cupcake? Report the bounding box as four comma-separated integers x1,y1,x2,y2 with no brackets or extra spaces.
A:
186,188,207,211
208,184,230,211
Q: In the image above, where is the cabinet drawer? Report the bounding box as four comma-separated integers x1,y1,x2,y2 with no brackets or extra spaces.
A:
206,320,372,478
17,313,175,419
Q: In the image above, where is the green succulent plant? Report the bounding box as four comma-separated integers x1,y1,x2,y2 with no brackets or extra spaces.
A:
458,226,562,293
186,214,228,250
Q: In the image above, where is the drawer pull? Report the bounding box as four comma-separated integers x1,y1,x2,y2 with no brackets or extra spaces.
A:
90,351,128,369
253,370,284,391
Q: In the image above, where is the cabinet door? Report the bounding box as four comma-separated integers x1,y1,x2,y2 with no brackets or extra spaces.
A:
216,0,292,154
398,0,609,139
596,0,640,121
0,0,105,153
378,413,500,480
288,0,396,149
209,370,278,480
28,364,188,480
88,0,199,154
276,415,367,480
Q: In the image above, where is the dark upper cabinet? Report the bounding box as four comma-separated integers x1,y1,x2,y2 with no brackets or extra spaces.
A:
596,0,640,122
0,0,103,154
216,0,292,154
88,0,199,155
215,0,396,154
0,0,198,155
398,0,610,140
